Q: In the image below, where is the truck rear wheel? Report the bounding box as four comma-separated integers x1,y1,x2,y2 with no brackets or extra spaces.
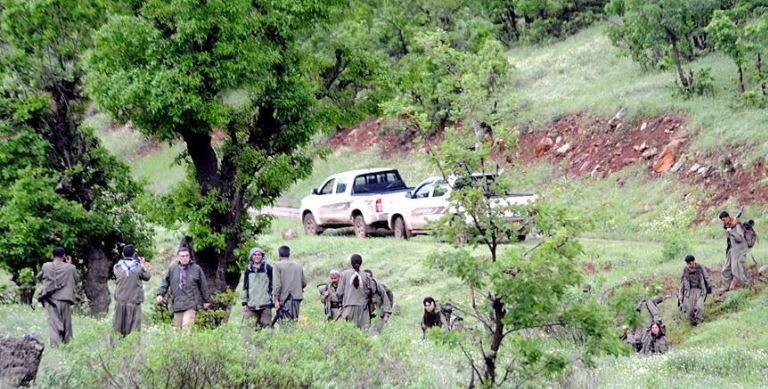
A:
393,216,409,239
353,215,370,238
303,213,323,235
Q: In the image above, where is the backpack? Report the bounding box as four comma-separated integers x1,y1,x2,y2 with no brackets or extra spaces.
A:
743,220,757,248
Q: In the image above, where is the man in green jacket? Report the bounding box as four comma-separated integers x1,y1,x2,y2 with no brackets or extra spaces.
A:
113,244,151,336
156,247,211,332
37,247,79,347
241,247,273,329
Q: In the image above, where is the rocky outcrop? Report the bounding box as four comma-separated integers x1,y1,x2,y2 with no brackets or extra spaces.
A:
652,138,686,173
0,333,45,387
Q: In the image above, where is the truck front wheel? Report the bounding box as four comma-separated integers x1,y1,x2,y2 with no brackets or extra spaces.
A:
303,213,323,235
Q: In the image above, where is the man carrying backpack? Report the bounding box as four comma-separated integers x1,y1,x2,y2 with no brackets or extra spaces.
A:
363,269,392,332
719,210,751,291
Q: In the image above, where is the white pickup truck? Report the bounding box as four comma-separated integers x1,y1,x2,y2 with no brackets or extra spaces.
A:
387,173,538,240
300,168,411,238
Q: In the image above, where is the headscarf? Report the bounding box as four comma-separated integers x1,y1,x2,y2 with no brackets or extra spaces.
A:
243,247,269,292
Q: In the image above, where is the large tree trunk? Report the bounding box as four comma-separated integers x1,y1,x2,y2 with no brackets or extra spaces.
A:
179,130,246,293
667,28,691,91
82,243,112,315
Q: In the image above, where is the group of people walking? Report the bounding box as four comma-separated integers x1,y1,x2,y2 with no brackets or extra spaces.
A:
625,209,756,356
318,254,392,330
33,209,758,353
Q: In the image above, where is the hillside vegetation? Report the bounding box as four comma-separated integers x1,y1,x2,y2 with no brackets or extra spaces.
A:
78,22,768,387
4,0,768,385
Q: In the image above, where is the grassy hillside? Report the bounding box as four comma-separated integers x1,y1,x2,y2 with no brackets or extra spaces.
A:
70,22,768,387
4,217,768,387
509,24,768,164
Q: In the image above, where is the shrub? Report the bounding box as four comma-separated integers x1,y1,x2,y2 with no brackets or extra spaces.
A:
659,234,691,263
0,268,19,304
718,289,750,313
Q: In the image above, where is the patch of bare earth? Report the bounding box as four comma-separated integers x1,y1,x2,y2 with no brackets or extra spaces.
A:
330,113,768,221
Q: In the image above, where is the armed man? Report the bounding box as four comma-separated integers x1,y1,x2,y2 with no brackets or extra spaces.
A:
678,254,712,326
719,210,750,291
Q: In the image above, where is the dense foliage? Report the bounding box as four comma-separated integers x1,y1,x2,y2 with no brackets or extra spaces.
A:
0,0,153,313
86,0,384,292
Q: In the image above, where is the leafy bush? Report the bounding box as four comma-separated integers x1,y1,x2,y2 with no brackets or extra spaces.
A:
659,234,691,263
0,268,19,304
195,289,238,330
35,318,416,388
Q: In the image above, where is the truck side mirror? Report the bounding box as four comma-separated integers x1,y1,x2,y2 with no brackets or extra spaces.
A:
405,190,413,199
311,188,319,195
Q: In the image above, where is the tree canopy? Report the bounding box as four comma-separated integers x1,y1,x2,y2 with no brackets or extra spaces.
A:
0,0,153,313
86,0,383,291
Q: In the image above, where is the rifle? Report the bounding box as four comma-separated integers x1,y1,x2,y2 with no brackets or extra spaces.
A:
37,293,57,309
735,206,759,265
271,293,293,327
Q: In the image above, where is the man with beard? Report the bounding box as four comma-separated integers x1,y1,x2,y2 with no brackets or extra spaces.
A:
156,247,211,333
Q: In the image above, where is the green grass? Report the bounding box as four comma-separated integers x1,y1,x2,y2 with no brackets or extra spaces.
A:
508,24,768,164
95,117,186,194
73,21,768,387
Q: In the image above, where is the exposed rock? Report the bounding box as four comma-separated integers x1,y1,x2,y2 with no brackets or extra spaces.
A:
640,122,647,131
640,147,658,160
697,165,712,177
653,138,686,173
759,264,768,278
689,163,701,173
534,137,554,157
670,157,685,173
0,333,45,387
633,142,648,152
555,143,571,155
281,228,298,240
608,107,626,130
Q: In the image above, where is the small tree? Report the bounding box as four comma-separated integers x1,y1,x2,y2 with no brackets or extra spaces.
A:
422,127,626,387
385,27,625,387
605,0,720,96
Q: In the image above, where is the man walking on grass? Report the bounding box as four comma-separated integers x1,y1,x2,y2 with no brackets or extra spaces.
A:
113,244,151,336
37,247,79,347
156,247,211,333
241,247,274,329
272,245,306,322
678,254,712,326
719,210,751,291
